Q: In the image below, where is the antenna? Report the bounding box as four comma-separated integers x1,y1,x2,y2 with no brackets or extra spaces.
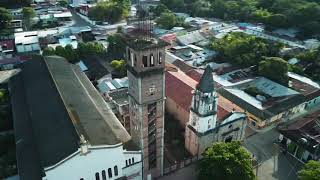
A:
135,0,153,38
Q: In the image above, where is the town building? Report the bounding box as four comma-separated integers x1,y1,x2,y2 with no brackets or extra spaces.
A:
218,77,307,128
166,45,216,67
184,66,247,156
10,56,142,180
278,110,320,162
0,40,14,59
14,31,41,54
125,33,167,179
105,88,131,132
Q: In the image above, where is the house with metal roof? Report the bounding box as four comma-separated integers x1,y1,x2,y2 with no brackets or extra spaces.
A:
277,110,320,162
10,56,142,180
218,77,308,128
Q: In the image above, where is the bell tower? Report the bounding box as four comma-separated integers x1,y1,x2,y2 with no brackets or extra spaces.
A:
185,66,217,155
190,66,217,133
126,34,167,179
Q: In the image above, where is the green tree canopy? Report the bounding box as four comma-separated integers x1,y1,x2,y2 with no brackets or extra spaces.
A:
298,160,320,180
259,57,289,85
0,7,13,30
212,32,282,67
58,0,68,7
150,4,171,16
42,47,56,56
197,141,256,180
88,0,131,24
156,12,186,29
43,42,106,62
160,0,320,38
107,33,126,60
22,7,36,30
111,59,127,76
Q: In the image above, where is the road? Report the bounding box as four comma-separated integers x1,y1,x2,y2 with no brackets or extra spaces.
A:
159,164,197,180
69,9,92,27
244,128,304,180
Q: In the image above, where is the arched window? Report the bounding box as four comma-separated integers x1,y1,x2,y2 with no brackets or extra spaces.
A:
129,159,131,164
126,160,128,166
150,53,154,67
142,55,148,67
108,168,112,178
80,178,84,180
95,172,100,180
114,166,118,176
132,157,134,163
159,52,162,64
102,170,106,180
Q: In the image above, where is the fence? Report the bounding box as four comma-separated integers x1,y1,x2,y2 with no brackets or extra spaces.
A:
163,156,201,176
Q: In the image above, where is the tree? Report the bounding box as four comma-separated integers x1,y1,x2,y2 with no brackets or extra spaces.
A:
42,47,56,56
88,0,130,24
0,8,13,30
198,141,256,180
150,4,170,16
259,57,289,85
22,7,36,30
77,42,106,58
211,32,282,67
107,33,126,60
156,12,177,29
58,0,68,7
298,160,320,180
111,59,127,76
265,13,288,27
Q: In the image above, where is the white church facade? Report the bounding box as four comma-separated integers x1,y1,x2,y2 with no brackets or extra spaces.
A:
185,66,247,156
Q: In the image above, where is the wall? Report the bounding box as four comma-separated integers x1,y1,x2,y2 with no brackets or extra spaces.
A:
43,145,142,180
165,97,190,128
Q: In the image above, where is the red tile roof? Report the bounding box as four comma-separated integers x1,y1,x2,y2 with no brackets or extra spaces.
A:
217,105,231,122
185,69,202,82
0,40,14,52
166,70,231,122
166,71,195,112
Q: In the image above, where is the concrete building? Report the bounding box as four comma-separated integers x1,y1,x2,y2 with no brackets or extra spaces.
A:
0,40,14,59
125,34,167,179
14,31,41,54
105,88,131,132
218,77,308,128
185,66,247,156
277,110,320,162
10,56,142,180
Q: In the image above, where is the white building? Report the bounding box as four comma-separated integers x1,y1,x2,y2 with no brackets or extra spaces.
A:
11,56,142,180
14,31,41,54
185,66,247,156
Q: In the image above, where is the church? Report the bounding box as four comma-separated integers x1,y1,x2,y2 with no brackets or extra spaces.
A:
185,66,247,156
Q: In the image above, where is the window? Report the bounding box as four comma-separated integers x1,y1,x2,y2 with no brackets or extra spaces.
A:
129,159,131,164
80,179,84,180
95,172,100,180
134,54,137,67
108,168,112,178
143,55,148,67
150,54,154,66
126,160,128,166
114,166,118,176
159,52,162,64
132,157,134,163
102,170,106,180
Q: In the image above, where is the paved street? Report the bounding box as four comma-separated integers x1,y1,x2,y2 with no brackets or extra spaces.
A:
244,129,304,180
70,9,92,27
159,164,197,180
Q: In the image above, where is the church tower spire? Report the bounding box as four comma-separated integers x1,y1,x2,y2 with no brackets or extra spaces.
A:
189,66,217,133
